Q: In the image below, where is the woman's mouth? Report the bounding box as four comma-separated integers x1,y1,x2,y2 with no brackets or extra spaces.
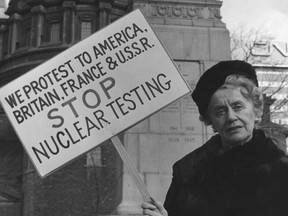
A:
227,126,242,132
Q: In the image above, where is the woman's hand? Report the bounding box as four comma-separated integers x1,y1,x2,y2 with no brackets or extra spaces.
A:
141,197,168,216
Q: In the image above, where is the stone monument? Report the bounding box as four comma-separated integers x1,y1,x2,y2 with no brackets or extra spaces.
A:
116,0,231,214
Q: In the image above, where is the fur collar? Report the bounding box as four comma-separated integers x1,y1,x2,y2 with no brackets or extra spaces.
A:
173,129,285,185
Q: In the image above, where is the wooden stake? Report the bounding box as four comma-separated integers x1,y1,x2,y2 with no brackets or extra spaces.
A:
111,135,151,202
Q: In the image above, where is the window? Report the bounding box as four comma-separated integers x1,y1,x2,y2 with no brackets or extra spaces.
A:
87,148,102,167
81,21,92,40
50,22,60,43
25,28,31,47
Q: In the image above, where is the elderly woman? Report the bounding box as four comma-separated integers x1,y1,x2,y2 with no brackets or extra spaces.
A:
142,60,288,216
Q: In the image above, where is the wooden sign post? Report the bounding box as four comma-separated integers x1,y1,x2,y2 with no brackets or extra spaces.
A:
111,136,151,202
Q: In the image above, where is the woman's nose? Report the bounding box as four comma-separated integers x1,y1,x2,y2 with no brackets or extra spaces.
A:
226,108,237,122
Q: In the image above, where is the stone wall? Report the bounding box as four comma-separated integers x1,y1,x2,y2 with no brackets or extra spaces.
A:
0,111,23,216
22,141,122,216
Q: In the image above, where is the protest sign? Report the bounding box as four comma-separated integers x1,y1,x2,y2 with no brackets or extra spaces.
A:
0,9,191,177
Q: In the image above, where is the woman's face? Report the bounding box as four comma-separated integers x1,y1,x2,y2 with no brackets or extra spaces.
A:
208,86,256,150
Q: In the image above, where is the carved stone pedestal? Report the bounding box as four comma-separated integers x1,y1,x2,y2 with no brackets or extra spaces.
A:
116,0,231,215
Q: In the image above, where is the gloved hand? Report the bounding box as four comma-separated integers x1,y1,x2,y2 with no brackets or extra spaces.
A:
141,197,168,216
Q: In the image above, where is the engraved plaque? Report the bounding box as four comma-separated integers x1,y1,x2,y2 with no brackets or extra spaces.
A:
139,133,203,173
150,61,203,134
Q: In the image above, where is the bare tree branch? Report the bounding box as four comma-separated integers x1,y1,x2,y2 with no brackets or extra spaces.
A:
230,24,288,127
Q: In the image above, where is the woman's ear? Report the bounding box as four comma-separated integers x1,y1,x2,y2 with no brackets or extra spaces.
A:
254,108,263,123
199,115,218,133
211,124,217,133
199,115,212,126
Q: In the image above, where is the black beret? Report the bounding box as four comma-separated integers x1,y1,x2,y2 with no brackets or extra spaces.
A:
191,60,258,117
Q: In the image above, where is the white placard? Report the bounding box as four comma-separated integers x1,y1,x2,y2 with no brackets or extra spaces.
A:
0,9,191,177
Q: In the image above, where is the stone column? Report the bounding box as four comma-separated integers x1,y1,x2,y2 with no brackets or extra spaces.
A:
30,5,45,47
8,13,21,54
63,0,76,44
0,23,7,60
99,0,112,28
116,0,231,214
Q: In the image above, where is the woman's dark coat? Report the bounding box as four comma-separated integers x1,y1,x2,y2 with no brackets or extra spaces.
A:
164,129,288,216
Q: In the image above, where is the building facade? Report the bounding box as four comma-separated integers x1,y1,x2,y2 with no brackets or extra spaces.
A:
250,41,288,152
0,0,230,215
252,41,288,127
